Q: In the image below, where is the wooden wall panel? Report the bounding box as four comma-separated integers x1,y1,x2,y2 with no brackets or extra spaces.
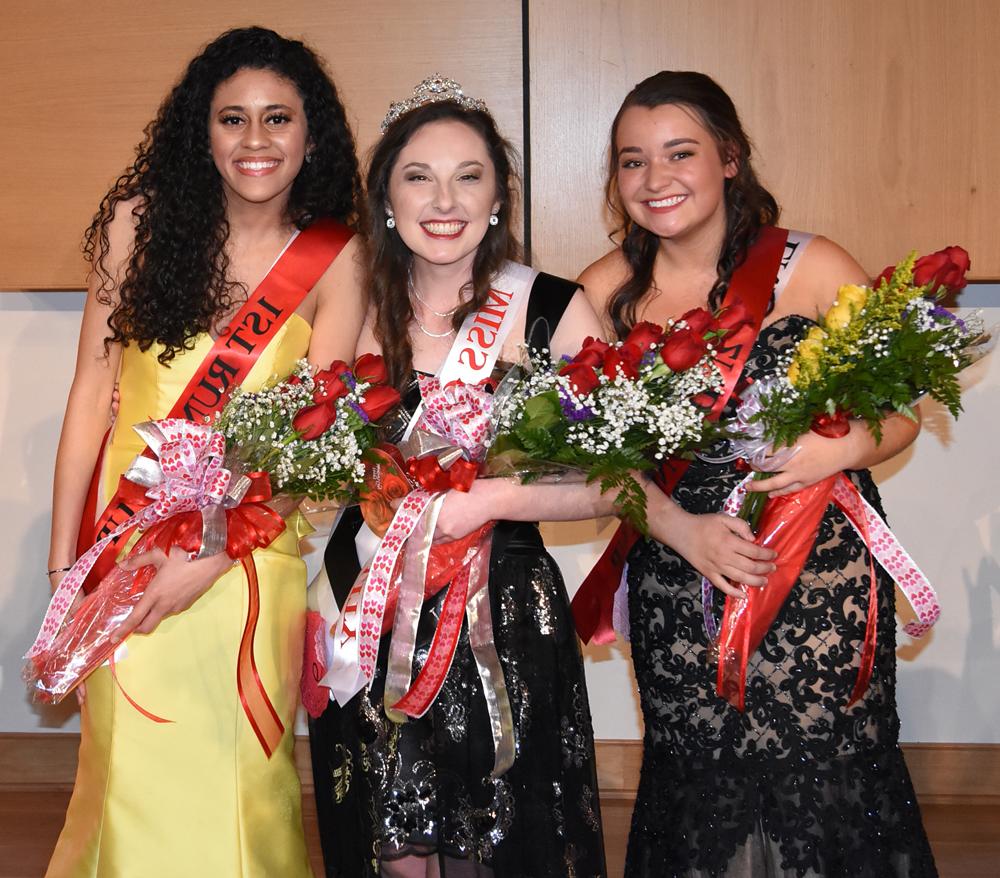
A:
1,1,522,290
528,0,1000,281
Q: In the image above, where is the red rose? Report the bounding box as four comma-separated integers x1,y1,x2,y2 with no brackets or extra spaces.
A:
603,343,641,380
353,353,389,385
913,246,971,295
872,265,894,290
691,391,716,409
558,361,600,397
286,374,302,386
677,307,717,336
572,337,612,367
660,328,708,371
623,321,664,352
293,401,337,440
717,299,752,335
359,384,401,422
313,371,350,404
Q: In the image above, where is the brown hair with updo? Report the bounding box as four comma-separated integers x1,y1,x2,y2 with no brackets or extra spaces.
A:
365,101,522,390
604,71,779,339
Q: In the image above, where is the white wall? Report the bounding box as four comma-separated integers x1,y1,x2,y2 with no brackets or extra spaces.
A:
2,293,998,742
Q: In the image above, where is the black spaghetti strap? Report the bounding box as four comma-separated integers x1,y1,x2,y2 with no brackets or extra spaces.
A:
523,271,580,351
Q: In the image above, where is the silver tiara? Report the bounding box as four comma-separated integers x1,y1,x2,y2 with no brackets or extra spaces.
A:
380,74,489,133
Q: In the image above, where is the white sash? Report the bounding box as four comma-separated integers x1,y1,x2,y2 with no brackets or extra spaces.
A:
774,230,813,301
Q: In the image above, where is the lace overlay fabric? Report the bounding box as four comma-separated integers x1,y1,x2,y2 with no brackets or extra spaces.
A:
625,316,937,877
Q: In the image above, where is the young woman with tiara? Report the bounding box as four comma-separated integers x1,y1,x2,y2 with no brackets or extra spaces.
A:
578,70,937,876
44,27,364,876
309,76,609,877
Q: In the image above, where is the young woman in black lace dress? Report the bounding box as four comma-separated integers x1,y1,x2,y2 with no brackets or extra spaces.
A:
580,71,937,877
309,81,609,877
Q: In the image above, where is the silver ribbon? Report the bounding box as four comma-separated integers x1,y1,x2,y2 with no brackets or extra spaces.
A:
463,532,515,777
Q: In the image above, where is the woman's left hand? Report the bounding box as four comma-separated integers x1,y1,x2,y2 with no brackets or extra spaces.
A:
117,547,233,636
746,427,861,497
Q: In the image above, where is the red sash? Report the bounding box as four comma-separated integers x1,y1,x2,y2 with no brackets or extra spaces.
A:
77,219,354,588
571,225,790,643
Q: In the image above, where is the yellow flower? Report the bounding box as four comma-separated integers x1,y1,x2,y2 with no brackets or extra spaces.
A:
839,284,869,310
824,284,868,330
787,360,802,386
796,338,825,362
805,325,827,344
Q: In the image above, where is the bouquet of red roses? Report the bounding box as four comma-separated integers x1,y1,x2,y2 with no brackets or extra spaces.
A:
486,308,746,531
25,356,399,752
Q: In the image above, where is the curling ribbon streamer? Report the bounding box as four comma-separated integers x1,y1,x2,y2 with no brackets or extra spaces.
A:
705,472,940,711
27,419,288,757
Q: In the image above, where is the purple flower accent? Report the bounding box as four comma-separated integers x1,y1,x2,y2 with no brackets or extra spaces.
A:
930,304,967,331
349,401,370,424
641,350,658,368
558,388,595,422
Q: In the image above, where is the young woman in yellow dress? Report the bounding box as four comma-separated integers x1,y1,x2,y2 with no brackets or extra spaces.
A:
45,27,364,876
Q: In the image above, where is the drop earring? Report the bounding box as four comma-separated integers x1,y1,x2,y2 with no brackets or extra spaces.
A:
386,213,396,230
489,211,499,227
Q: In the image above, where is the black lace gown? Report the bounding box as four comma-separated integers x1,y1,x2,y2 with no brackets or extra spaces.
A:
625,316,937,878
310,273,607,878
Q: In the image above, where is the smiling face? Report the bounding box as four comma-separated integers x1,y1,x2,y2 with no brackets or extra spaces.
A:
614,103,737,243
209,67,310,211
386,119,500,272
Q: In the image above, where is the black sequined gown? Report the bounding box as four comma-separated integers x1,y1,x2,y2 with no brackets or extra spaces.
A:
625,316,937,878
310,273,607,877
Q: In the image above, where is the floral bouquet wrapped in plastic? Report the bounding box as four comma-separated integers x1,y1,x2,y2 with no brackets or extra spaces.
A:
705,246,990,710
24,356,398,752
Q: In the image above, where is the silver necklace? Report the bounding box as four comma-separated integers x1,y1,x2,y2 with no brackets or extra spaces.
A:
409,279,459,318
408,274,458,338
413,314,456,338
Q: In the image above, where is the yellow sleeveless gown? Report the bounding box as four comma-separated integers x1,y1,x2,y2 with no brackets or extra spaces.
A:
48,315,314,878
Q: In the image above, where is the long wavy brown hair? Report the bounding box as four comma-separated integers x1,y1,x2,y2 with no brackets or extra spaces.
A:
364,101,522,389
604,71,779,339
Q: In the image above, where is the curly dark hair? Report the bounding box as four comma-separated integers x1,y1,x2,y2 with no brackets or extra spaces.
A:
364,101,522,390
604,71,779,338
87,26,362,363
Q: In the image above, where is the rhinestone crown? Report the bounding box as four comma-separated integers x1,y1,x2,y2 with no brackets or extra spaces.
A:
380,74,489,133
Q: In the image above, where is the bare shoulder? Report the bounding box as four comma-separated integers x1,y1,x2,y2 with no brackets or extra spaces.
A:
87,195,144,302
314,232,365,292
103,196,143,259
783,235,869,319
309,234,367,365
577,248,628,334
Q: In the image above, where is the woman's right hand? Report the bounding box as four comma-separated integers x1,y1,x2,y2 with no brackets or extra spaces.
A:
646,494,776,598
